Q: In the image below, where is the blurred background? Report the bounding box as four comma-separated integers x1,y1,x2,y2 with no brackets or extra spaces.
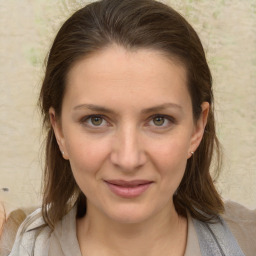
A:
0,0,256,210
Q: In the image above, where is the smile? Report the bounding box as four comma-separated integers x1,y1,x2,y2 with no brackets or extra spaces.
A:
104,180,153,198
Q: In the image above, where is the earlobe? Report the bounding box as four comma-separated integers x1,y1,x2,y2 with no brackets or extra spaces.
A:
188,102,210,158
49,107,69,160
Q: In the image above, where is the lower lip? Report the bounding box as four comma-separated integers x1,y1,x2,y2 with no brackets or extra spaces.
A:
105,182,152,198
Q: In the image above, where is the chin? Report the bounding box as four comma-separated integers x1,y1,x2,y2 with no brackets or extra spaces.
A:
105,204,157,225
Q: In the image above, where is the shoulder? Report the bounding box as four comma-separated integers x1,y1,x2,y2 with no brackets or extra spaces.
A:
0,208,26,255
9,205,79,255
9,208,52,256
222,201,256,256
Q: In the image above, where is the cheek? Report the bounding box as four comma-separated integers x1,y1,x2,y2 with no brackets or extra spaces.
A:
65,134,111,176
148,133,190,187
65,136,112,198
149,132,191,166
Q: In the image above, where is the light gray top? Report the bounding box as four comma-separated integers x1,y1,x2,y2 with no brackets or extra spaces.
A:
9,201,256,256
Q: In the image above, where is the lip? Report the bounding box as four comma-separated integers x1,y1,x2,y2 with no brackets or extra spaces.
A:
104,180,153,198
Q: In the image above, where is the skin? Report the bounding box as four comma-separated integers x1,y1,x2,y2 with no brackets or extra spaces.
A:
50,45,209,256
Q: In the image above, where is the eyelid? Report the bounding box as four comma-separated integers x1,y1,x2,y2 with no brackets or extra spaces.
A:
80,114,110,127
79,113,176,128
147,114,176,127
150,114,175,122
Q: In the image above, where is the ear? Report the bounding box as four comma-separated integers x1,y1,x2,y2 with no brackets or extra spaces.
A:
49,107,69,160
188,102,209,158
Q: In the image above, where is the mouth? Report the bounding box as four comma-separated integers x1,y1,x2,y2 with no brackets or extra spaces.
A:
104,180,153,198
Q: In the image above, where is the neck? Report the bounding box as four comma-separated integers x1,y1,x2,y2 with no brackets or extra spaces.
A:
76,202,187,256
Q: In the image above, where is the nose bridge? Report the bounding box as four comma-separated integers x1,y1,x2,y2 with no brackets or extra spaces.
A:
110,122,146,171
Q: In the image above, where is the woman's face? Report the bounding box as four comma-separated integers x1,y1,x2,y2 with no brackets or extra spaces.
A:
51,45,208,224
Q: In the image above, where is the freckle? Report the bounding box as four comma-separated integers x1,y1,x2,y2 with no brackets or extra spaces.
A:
1,188,9,192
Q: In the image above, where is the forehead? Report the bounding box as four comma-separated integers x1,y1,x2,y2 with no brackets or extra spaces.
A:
67,45,187,84
64,45,191,111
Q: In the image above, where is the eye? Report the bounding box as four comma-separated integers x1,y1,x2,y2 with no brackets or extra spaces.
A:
90,116,103,126
148,115,174,128
81,115,108,127
152,116,165,126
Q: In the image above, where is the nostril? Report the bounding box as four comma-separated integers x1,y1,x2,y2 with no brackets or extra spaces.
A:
110,134,147,171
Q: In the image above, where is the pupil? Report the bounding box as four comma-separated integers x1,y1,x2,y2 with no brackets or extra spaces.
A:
154,117,164,126
92,117,102,125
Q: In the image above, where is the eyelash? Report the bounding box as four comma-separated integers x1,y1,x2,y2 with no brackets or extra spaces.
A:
148,114,176,127
80,114,176,128
80,114,108,128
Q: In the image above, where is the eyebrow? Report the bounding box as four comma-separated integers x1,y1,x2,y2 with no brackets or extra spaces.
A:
73,103,183,114
141,103,183,114
73,104,115,113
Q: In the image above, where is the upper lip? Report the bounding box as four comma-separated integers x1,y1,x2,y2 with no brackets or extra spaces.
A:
104,180,153,187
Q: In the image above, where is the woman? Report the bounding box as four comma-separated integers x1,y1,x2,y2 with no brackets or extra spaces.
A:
9,0,255,255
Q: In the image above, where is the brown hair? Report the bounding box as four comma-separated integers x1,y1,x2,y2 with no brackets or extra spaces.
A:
39,0,223,229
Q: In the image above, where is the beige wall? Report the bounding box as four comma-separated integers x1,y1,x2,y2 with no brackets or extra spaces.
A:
0,0,256,210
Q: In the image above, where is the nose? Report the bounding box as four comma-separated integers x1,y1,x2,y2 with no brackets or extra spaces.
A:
110,125,147,172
